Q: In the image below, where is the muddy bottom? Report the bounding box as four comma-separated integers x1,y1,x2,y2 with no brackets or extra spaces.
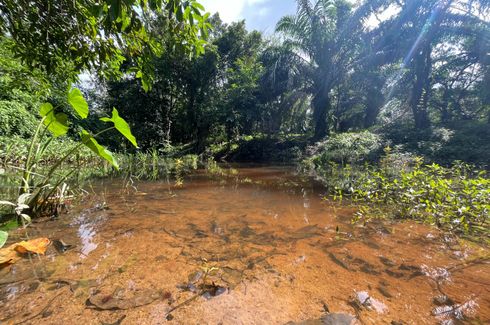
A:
1,167,489,324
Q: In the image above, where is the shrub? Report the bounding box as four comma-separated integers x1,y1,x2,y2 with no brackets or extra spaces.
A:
0,101,38,137
308,131,384,166
380,121,490,167
349,160,489,238
306,148,489,239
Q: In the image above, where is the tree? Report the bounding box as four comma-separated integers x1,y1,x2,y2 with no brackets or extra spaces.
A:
0,0,210,87
276,0,378,140
370,0,490,128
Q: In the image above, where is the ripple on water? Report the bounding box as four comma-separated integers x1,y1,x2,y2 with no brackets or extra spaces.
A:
70,213,106,259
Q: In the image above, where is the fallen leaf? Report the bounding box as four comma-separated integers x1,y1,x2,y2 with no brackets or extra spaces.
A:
15,238,50,254
0,243,21,266
0,238,51,269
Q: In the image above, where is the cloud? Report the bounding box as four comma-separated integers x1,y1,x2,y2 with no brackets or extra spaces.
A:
199,0,247,23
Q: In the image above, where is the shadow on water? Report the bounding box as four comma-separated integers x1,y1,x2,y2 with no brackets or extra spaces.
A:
0,166,489,324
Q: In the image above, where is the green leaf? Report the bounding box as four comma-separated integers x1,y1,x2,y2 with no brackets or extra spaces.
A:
100,108,138,148
81,130,119,169
39,102,53,117
0,230,7,248
39,103,69,137
192,2,205,11
68,88,89,119
0,219,19,232
141,79,150,92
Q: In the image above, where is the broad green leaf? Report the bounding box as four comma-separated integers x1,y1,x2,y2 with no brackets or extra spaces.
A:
39,103,69,137
39,102,53,117
80,130,119,169
68,88,89,119
135,70,150,92
100,108,138,148
0,230,7,248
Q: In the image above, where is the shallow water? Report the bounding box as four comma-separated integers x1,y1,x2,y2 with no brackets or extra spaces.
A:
1,167,489,324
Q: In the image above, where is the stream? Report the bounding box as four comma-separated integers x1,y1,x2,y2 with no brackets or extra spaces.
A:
0,166,489,324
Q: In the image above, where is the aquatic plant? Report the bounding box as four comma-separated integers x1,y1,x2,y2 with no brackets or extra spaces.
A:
110,152,199,182
306,148,489,239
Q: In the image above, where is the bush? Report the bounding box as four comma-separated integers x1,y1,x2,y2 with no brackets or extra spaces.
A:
305,149,489,239
352,161,488,238
380,121,490,167
213,134,307,163
0,101,38,137
0,135,97,166
307,131,384,166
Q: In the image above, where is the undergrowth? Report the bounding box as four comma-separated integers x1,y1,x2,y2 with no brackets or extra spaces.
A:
304,146,489,241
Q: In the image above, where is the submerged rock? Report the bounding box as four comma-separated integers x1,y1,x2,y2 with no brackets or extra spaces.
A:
52,239,74,253
354,290,388,314
285,313,358,325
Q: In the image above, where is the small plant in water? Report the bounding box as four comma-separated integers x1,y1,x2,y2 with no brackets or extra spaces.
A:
307,148,489,240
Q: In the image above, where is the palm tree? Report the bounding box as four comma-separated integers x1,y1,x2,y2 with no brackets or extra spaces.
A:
275,0,387,140
370,0,490,129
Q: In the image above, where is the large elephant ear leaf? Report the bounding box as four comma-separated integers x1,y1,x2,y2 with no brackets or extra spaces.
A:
39,103,69,137
0,230,7,248
80,130,119,170
100,108,138,148
68,88,89,119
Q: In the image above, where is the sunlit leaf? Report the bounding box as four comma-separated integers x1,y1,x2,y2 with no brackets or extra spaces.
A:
100,108,138,148
39,102,54,117
0,231,7,249
39,103,69,137
0,201,15,207
81,130,119,169
68,88,89,119
20,214,31,226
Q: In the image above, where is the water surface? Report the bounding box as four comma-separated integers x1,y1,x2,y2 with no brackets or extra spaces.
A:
1,167,489,324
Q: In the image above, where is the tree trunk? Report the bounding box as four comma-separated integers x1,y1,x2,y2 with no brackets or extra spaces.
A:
440,86,451,122
409,45,431,129
312,88,331,141
364,85,384,128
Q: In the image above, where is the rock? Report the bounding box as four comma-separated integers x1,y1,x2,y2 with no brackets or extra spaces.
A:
52,239,74,253
321,313,358,325
432,295,454,306
285,313,358,325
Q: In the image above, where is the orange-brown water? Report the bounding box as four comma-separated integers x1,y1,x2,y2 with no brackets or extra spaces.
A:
0,167,489,324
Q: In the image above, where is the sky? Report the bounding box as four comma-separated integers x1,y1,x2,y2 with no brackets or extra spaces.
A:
199,0,297,33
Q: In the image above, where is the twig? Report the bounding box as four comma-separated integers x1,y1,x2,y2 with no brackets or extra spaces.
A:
14,289,66,324
165,292,202,317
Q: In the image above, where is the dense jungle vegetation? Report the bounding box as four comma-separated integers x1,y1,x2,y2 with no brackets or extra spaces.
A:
0,0,489,243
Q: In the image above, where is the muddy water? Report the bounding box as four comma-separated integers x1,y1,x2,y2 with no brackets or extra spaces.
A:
0,167,489,324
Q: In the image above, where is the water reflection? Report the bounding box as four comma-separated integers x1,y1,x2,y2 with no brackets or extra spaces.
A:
70,213,105,259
